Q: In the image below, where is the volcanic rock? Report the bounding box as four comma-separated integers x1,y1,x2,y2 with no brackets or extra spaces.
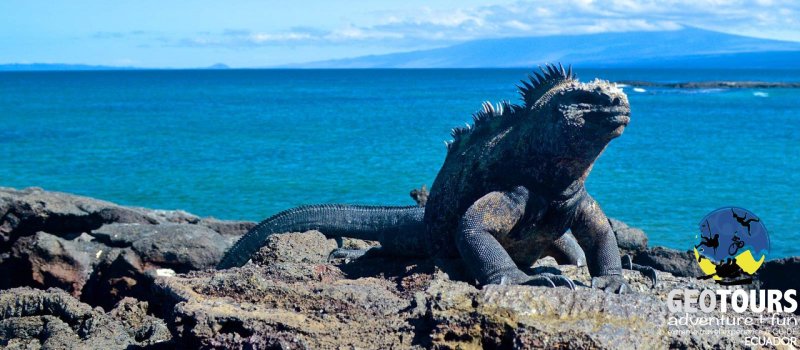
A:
0,287,171,349
0,187,155,250
1,187,799,349
0,187,249,308
90,223,228,272
609,217,649,253
633,246,703,278
8,232,102,297
153,231,669,349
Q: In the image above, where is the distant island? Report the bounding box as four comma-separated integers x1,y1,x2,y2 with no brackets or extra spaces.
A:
0,63,138,71
0,63,231,71
618,81,800,89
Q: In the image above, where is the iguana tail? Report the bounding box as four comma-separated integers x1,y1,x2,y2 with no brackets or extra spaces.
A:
216,204,426,269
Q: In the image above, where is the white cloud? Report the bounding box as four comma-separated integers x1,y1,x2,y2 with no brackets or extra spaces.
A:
174,0,800,48
250,33,314,43
503,20,533,31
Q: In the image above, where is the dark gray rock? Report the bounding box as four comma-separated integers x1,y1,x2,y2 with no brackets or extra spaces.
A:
84,249,144,309
8,232,103,297
0,186,248,245
0,287,171,349
199,218,256,237
108,297,172,345
6,231,149,309
608,218,648,253
0,187,250,309
633,246,702,277
759,256,800,291
138,208,201,224
758,257,800,314
4,221,232,308
0,187,156,250
91,223,228,272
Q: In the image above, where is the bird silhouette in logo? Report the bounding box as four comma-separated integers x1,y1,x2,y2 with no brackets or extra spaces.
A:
731,209,759,236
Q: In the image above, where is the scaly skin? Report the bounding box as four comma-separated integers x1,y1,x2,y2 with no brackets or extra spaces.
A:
218,64,634,292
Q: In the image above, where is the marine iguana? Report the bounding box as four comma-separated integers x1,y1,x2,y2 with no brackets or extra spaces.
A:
218,64,645,292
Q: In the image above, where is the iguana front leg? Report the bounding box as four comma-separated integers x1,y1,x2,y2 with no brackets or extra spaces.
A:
544,231,586,266
571,192,629,293
456,186,574,289
547,231,657,286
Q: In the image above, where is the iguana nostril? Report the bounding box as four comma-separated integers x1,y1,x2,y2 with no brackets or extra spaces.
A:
611,97,621,106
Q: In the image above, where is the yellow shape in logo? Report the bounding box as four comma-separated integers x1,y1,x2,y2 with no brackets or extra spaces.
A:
693,248,765,280
735,249,765,275
694,248,720,280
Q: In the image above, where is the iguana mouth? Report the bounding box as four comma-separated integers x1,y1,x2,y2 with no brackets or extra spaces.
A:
585,105,630,128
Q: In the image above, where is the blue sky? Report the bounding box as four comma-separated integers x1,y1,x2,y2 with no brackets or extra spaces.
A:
1,0,799,67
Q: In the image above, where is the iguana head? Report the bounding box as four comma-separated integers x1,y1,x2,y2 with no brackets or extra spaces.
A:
519,64,630,162
520,65,630,158
445,64,630,185
548,79,629,139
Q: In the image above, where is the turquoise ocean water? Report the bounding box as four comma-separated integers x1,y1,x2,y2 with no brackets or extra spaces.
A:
1,69,798,257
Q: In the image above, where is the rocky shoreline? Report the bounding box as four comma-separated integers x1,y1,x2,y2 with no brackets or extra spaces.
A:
0,186,797,349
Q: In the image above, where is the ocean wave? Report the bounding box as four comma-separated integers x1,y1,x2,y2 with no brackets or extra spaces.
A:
689,88,725,94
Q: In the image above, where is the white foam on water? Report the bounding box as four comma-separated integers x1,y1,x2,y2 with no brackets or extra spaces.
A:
686,88,724,94
633,87,646,93
753,91,769,97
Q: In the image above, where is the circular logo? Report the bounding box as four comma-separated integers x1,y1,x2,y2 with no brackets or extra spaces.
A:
693,207,769,285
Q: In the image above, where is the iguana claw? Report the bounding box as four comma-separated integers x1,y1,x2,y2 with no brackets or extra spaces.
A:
621,255,658,287
523,273,576,290
591,275,629,294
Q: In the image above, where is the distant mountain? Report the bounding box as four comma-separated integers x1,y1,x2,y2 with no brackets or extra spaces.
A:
0,63,137,71
206,63,230,69
294,27,800,68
